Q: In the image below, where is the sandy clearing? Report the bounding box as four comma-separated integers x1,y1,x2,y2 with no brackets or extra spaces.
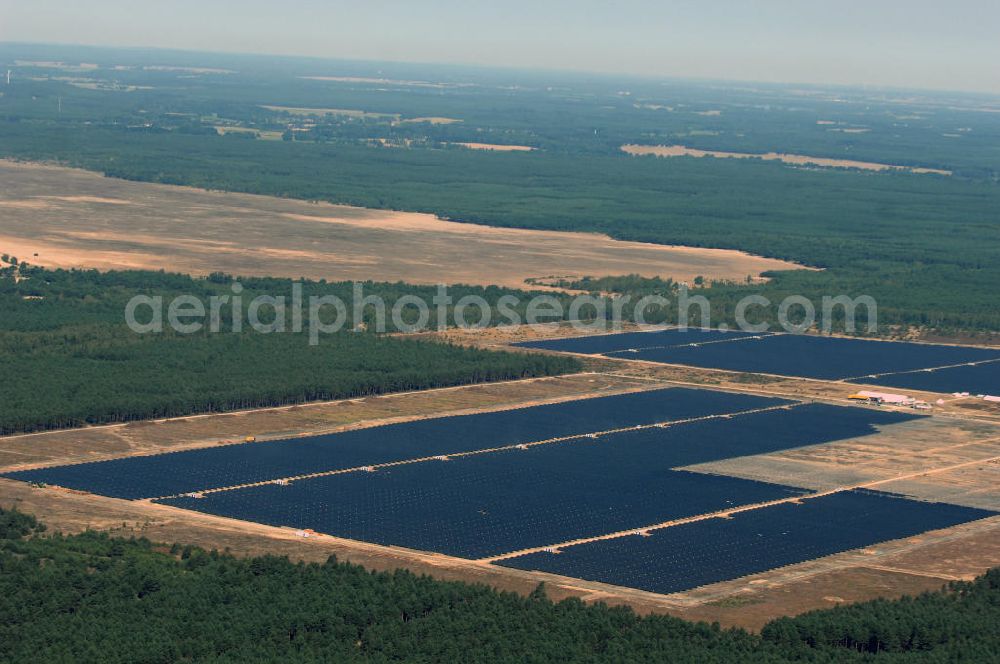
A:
261,105,399,119
143,66,235,75
455,142,535,152
397,117,462,125
622,144,951,175
214,126,257,134
0,200,51,210
298,76,456,89
40,195,134,205
0,235,165,272
0,160,806,288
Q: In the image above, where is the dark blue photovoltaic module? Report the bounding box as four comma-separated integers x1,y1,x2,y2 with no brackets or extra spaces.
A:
849,361,1000,396
519,329,1000,383
155,404,916,558
160,466,806,559
514,328,769,355
497,490,997,594
582,333,1000,381
2,387,787,499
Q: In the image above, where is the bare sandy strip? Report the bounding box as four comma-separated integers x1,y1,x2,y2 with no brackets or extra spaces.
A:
298,76,455,89
0,160,807,288
622,144,951,176
143,66,235,75
261,105,399,119
397,117,462,125
261,106,459,125
454,142,535,152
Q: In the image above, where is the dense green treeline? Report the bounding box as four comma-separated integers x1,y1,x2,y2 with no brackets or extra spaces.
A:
0,329,575,434
0,264,581,333
3,48,1000,335
763,570,1000,656
4,121,995,268
0,267,579,434
2,508,998,663
3,119,999,333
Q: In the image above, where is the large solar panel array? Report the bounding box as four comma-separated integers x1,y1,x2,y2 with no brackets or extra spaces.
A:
497,490,997,594
575,403,918,469
158,404,916,558
6,377,979,596
848,361,1000,396
2,387,787,499
513,328,769,355
517,331,1000,385
161,466,804,559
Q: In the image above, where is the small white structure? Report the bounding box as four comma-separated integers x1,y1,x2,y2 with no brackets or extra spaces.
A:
984,395,1000,403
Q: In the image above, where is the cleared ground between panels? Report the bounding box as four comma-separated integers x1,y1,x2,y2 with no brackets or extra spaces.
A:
496,489,997,595
156,404,916,559
6,374,991,600
512,328,771,355
848,362,1000,395
1,387,788,499
516,330,1000,390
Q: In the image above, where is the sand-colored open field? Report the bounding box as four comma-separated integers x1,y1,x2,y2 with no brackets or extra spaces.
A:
454,142,535,152
397,116,462,125
298,76,459,89
214,126,285,140
261,106,460,125
0,161,804,288
622,144,952,175
260,105,399,119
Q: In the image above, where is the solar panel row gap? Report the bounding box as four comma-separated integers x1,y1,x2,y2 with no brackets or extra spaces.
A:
520,331,1000,386
514,328,777,356
842,356,1000,382
847,359,1000,395
160,400,808,501
602,333,779,358
494,489,998,595
2,387,793,499
152,405,921,559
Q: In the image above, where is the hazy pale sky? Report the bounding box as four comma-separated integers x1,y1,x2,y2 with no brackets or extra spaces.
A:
3,0,999,94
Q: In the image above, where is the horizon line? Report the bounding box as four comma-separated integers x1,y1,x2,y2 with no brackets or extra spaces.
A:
3,39,999,100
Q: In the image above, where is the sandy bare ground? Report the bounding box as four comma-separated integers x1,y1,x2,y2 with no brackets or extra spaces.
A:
297,76,458,90
454,142,535,152
0,161,804,288
260,105,399,119
622,144,952,175
0,373,648,471
397,117,462,125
